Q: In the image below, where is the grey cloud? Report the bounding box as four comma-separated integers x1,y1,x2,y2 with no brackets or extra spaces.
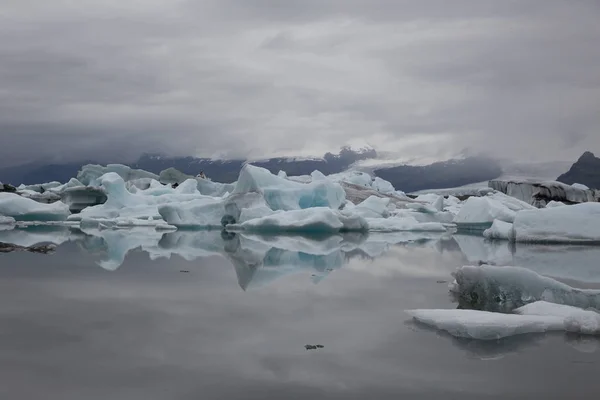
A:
0,0,599,167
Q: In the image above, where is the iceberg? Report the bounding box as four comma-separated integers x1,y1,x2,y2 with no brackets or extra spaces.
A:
77,164,159,186
453,197,516,229
233,164,345,211
483,219,514,240
60,186,108,213
0,192,70,221
158,192,268,228
450,265,600,311
512,202,600,244
234,207,368,234
407,301,600,340
347,196,391,218
72,173,214,223
489,179,599,208
365,216,448,233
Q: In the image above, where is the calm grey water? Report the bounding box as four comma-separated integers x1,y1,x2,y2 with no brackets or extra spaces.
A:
1,228,600,399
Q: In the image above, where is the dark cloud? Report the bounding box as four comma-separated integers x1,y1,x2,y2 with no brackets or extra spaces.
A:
0,0,599,167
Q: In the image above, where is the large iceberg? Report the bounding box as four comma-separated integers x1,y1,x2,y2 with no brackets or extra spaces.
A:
77,164,159,186
0,193,70,221
233,165,346,211
407,301,600,340
71,173,214,223
158,192,268,228
452,192,535,230
450,265,600,311
489,179,600,208
511,202,600,244
233,208,368,234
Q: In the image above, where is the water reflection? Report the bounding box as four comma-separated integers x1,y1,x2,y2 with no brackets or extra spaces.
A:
3,227,600,290
2,228,600,397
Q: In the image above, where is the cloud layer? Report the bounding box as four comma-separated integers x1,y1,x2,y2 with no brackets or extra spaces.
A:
1,1,599,166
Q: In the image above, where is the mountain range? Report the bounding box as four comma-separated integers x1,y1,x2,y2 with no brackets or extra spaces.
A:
1,147,598,193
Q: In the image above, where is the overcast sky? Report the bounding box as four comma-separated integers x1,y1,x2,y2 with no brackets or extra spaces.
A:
1,0,599,167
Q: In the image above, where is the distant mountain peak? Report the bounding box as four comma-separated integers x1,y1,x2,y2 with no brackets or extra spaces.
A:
556,151,600,189
579,151,596,161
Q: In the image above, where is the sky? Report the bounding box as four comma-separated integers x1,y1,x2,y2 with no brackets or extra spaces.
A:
1,0,599,167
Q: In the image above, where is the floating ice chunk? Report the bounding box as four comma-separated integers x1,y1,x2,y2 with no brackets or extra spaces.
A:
489,179,597,207
60,186,108,214
238,205,274,223
347,196,391,219
408,301,600,340
158,197,225,228
77,164,159,186
393,209,455,225
372,177,396,194
366,216,447,232
17,190,62,204
158,192,268,228
414,194,444,212
546,200,566,208
234,164,345,211
235,207,368,234
196,178,236,197
73,173,215,222
406,308,564,340
451,265,600,311
486,192,536,212
453,197,516,229
511,203,600,244
483,219,514,240
0,193,70,221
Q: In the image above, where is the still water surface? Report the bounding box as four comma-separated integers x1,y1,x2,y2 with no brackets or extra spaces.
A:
1,228,599,399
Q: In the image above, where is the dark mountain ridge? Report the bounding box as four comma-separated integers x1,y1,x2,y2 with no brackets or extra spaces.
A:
556,151,600,189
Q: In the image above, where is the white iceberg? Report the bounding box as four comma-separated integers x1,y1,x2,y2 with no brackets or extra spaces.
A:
346,196,391,219
453,197,515,229
407,301,600,340
512,202,600,244
77,164,159,186
234,207,368,234
233,164,345,211
451,265,600,310
158,192,268,228
71,173,214,223
366,216,448,233
453,193,534,230
489,179,598,207
483,219,514,240
0,193,70,221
